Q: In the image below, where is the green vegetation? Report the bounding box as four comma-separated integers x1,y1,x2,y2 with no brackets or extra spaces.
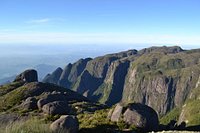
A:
179,86,200,126
77,109,114,129
0,86,28,112
160,107,181,125
78,109,138,133
0,117,51,133
0,82,24,96
183,100,200,126
95,83,113,104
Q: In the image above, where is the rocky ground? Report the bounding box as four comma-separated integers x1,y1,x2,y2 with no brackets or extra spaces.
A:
1,65,200,132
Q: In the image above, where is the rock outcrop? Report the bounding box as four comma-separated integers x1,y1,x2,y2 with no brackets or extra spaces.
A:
123,103,159,131
20,97,38,110
0,70,106,115
14,69,38,83
37,94,66,110
42,101,70,115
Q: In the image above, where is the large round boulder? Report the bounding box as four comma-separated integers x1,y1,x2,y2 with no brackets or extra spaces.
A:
109,103,159,131
14,69,38,83
123,103,159,131
50,115,79,133
42,101,71,115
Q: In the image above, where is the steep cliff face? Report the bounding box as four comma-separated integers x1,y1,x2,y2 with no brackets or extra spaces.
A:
72,50,137,99
58,58,92,88
93,60,130,106
43,46,200,117
43,58,92,88
122,50,200,115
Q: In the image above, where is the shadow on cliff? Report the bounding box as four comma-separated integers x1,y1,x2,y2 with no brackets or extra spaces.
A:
79,124,144,133
159,120,200,131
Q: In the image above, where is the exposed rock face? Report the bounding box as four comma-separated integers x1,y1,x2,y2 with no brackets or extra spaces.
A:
43,50,137,100
42,101,70,115
21,97,38,110
58,58,92,88
50,115,79,133
43,46,200,117
109,103,159,131
43,58,92,88
94,60,130,106
14,69,38,83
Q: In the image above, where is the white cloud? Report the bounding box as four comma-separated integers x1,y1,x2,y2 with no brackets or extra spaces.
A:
0,32,199,46
26,18,51,24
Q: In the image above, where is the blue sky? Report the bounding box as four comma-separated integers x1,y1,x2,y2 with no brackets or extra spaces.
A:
0,0,200,46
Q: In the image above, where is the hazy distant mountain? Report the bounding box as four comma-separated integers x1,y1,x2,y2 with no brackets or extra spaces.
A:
34,64,57,81
0,64,57,85
0,44,141,80
0,75,16,85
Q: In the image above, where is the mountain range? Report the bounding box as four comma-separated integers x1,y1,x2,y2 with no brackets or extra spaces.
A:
1,46,200,132
43,46,200,126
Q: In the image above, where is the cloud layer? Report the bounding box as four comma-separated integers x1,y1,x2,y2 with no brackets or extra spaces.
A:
0,32,200,45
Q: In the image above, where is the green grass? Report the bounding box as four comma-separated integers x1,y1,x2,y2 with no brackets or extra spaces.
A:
0,86,28,112
160,107,181,125
181,99,200,126
78,108,139,133
77,109,114,129
0,82,24,96
0,118,51,133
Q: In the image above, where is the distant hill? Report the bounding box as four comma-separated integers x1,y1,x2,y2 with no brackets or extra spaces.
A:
0,64,57,85
34,64,57,81
0,75,16,85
